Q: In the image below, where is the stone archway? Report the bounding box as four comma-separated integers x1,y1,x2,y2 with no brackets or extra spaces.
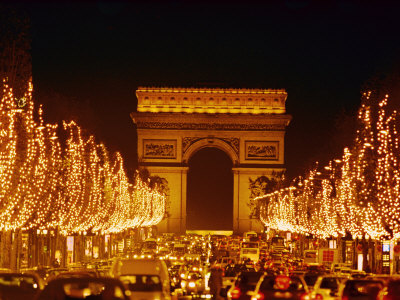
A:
182,137,239,165
131,87,291,234
186,147,233,230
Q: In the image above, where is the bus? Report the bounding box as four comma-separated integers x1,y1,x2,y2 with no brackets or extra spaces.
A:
243,231,258,242
240,241,260,262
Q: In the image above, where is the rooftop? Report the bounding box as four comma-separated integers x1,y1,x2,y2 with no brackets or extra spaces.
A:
136,87,288,114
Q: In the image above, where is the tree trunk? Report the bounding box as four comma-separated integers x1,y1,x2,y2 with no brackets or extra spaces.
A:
0,231,5,268
10,229,21,271
362,234,368,271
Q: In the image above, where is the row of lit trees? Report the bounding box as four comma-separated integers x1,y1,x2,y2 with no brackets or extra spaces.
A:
0,79,166,234
256,91,400,240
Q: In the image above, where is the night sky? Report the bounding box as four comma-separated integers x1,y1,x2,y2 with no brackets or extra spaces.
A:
3,0,400,182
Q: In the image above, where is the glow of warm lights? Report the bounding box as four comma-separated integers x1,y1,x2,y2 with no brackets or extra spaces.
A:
256,91,399,241
0,78,166,235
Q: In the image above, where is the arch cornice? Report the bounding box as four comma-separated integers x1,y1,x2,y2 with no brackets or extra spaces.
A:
182,137,239,165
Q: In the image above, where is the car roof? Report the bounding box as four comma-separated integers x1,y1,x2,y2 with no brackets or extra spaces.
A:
37,277,128,300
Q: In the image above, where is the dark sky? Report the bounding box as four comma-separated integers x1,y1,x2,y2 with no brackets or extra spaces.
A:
5,0,400,181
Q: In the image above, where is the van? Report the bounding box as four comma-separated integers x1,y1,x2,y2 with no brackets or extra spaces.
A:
304,250,318,264
110,258,171,300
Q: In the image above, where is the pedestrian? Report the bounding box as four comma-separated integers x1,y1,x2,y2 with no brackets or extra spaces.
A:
209,266,223,300
52,258,60,268
365,265,371,274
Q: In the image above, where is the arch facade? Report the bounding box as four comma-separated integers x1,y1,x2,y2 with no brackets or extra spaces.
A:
183,138,239,165
131,87,291,234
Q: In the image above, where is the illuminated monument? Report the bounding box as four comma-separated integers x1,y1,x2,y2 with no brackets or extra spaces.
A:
131,87,291,234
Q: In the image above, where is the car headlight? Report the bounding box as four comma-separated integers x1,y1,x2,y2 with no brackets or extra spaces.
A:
188,281,196,288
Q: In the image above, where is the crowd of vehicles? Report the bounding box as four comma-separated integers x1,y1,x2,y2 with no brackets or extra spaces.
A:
0,232,400,300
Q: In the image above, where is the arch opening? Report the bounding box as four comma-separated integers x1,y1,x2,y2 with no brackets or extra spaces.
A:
186,147,233,231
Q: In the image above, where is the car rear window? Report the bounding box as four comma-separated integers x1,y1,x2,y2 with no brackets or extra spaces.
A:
345,281,383,297
260,276,305,291
238,272,263,287
62,282,125,298
320,278,339,290
304,273,319,286
0,275,37,288
120,275,162,292
225,268,237,277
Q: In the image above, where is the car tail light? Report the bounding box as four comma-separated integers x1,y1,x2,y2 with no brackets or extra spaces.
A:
301,292,311,300
251,292,265,300
342,297,348,300
230,287,241,299
315,294,323,300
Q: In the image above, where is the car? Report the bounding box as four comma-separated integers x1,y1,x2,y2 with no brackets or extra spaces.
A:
227,271,264,300
336,267,352,276
219,241,229,251
230,244,240,252
110,258,171,300
303,271,322,289
181,272,206,296
222,265,241,292
250,274,310,300
365,275,393,286
33,276,129,300
311,275,348,300
48,269,99,281
377,278,400,300
350,270,367,279
218,257,237,269
340,279,384,300
42,268,75,282
0,272,44,300
331,263,351,273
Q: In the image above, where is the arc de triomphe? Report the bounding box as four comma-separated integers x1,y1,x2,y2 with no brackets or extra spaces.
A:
131,87,291,234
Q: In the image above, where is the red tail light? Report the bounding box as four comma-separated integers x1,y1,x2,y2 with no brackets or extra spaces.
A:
300,292,311,300
230,287,241,299
315,293,323,300
254,292,265,300
342,297,349,300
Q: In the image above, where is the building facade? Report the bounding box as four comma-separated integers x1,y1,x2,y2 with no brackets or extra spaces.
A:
131,87,291,234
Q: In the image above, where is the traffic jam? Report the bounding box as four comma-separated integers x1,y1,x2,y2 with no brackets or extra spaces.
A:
0,231,398,300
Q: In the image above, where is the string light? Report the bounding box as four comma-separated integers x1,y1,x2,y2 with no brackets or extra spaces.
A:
0,78,166,235
256,91,399,240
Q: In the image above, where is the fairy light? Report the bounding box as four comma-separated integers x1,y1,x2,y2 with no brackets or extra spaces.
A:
256,91,398,240
0,78,166,236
